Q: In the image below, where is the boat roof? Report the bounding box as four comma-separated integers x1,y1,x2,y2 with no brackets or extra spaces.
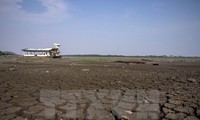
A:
22,48,53,52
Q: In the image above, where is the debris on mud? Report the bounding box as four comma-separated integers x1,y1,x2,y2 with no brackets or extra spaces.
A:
9,67,17,71
115,60,146,65
81,69,90,72
146,62,159,66
187,78,196,83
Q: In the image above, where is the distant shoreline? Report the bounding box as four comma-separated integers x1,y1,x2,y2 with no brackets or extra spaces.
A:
1,50,200,58
62,54,200,58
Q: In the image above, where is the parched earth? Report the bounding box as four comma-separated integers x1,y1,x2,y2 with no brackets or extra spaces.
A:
0,57,200,120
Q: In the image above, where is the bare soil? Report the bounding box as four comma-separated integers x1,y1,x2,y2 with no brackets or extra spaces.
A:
0,57,200,120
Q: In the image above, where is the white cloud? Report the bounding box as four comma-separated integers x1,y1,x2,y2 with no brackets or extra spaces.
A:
0,0,69,24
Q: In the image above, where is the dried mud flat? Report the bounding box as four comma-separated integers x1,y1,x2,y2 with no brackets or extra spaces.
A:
0,57,200,120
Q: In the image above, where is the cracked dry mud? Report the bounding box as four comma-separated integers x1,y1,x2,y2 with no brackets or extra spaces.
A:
0,58,200,120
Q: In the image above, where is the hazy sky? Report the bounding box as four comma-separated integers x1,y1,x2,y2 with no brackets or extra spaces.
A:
0,0,200,56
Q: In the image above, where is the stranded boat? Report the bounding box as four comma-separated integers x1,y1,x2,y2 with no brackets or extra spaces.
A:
22,43,61,58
